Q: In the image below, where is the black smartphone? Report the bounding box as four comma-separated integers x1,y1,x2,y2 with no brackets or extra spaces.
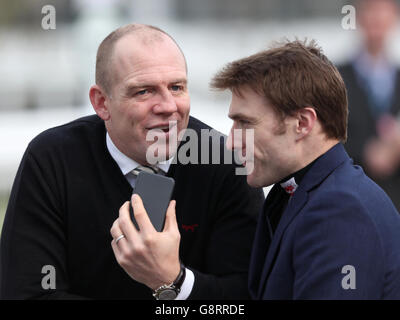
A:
129,171,175,232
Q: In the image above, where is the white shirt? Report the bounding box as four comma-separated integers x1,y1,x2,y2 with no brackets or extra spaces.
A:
106,133,194,300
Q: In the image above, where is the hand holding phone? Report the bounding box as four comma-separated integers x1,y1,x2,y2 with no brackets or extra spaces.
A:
111,175,180,291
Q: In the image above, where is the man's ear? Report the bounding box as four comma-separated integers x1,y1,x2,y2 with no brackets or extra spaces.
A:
89,85,111,121
295,107,317,140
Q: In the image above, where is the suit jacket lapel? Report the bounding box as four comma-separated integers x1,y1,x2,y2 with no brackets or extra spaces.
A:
256,188,308,298
255,143,350,299
248,187,278,297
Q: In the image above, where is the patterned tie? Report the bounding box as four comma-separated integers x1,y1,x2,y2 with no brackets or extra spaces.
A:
131,165,166,176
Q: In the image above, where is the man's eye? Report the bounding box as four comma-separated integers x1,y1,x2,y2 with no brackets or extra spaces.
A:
135,89,148,96
171,85,183,92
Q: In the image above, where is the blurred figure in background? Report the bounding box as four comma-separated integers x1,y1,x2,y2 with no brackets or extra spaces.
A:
338,0,400,210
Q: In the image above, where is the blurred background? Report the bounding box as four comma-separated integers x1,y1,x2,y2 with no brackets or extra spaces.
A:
2,0,400,231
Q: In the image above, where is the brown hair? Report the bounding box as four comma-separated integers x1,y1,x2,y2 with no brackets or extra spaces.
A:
211,39,348,142
95,24,186,95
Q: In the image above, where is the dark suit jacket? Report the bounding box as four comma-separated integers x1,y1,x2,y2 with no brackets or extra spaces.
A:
249,143,400,299
338,62,400,210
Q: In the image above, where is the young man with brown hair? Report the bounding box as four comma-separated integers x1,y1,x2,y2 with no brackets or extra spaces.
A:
211,40,400,299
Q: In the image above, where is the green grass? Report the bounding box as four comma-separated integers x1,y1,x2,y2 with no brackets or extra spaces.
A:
0,193,9,234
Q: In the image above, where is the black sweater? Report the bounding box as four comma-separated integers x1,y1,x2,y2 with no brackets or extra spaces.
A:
0,115,264,299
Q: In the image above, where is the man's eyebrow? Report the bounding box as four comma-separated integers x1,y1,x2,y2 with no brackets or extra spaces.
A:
124,79,188,92
228,113,254,121
170,78,188,84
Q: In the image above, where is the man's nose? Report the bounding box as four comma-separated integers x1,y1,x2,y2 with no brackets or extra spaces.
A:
226,128,234,151
226,127,243,151
153,91,178,114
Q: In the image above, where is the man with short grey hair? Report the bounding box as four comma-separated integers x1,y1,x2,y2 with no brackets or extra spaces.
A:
0,24,264,299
